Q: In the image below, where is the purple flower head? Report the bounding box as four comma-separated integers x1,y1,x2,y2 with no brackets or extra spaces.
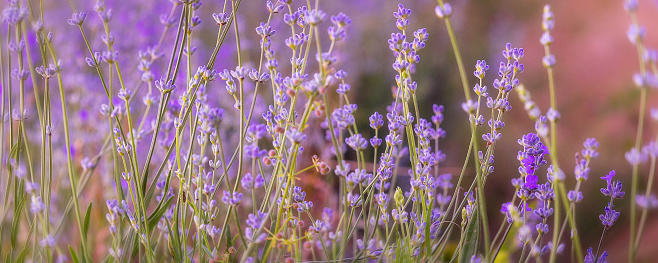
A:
599,204,620,229
202,183,216,195
600,170,625,199
474,60,489,79
331,104,356,130
434,3,452,19
255,22,275,38
582,138,600,159
245,144,267,159
347,169,371,188
85,52,102,67
624,0,638,12
574,159,590,182
346,134,368,151
600,170,615,183
644,49,658,63
393,4,411,20
241,173,255,190
391,208,408,224
285,33,307,50
3,5,27,25
633,73,658,88
461,99,478,114
369,112,384,130
413,28,429,50
585,247,609,263
245,227,267,243
500,202,514,223
347,193,362,207
540,32,554,46
266,1,284,13
287,128,307,144
67,12,87,26
524,174,538,190
331,12,351,28
305,9,326,25
536,223,550,234
212,12,230,25
321,208,333,225
222,191,243,206
388,33,407,52
636,194,658,209
627,24,646,45
30,196,45,214
473,83,488,97
336,83,351,94
535,182,554,201
248,69,270,83
542,5,554,31
518,133,549,175
246,211,267,229
247,124,267,141
547,108,560,122
155,76,176,93
568,190,583,203
370,137,382,148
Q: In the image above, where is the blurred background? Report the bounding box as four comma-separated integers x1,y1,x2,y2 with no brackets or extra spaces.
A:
9,0,658,261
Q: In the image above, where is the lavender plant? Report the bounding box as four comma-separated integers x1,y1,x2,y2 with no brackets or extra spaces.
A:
0,0,654,262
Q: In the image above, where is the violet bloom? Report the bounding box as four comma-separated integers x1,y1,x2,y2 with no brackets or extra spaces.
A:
600,170,625,199
636,194,658,209
369,112,384,130
626,147,647,165
524,174,538,190
584,248,608,263
391,208,408,224
346,133,368,151
500,202,514,223
246,211,267,229
222,191,243,206
599,203,620,228
473,60,489,79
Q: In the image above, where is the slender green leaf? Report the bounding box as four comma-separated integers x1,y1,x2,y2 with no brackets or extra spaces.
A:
7,143,18,161
459,210,480,263
16,246,29,262
83,202,92,237
69,246,80,263
11,194,27,248
147,195,174,232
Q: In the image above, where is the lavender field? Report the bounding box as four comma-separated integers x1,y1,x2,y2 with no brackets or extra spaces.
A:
1,0,658,262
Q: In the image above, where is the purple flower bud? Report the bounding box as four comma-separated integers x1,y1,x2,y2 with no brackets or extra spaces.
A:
222,191,243,206
624,0,638,12
435,3,452,19
461,99,477,114
542,5,554,31
568,190,583,203
330,12,351,28
540,32,554,46
542,54,556,68
626,148,647,165
636,194,658,209
212,12,230,25
585,247,608,263
67,12,87,26
627,24,646,44
599,204,620,228
393,4,411,20
305,9,326,25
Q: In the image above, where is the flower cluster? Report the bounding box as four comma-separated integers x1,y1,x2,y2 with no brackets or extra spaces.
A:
0,0,649,262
